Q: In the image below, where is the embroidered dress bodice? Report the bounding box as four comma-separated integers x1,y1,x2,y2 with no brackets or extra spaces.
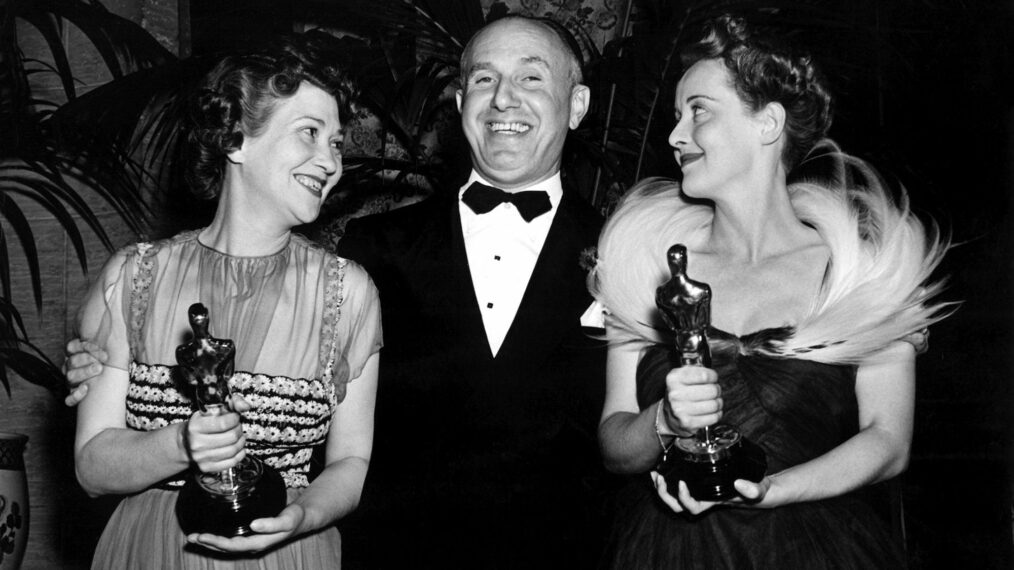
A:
118,230,361,488
126,363,335,488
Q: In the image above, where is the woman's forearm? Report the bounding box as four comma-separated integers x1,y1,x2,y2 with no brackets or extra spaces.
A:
600,342,676,474
763,423,910,507
750,344,915,509
75,363,194,497
76,423,190,496
599,403,670,474
291,352,379,533
291,455,370,533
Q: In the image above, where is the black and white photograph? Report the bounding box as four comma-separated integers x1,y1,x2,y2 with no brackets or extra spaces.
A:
1,0,1010,568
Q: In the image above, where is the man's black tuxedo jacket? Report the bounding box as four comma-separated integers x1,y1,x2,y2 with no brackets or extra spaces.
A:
335,190,610,569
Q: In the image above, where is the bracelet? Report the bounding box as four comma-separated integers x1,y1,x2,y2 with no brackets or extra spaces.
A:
180,417,195,464
654,400,675,456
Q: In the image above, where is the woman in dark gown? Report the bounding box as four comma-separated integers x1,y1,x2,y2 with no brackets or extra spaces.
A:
588,15,951,569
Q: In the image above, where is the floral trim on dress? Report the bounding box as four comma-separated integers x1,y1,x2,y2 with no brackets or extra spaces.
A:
320,254,348,401
127,363,335,488
128,241,158,363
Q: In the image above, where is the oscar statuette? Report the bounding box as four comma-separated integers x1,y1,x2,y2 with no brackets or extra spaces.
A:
655,245,767,501
174,303,286,536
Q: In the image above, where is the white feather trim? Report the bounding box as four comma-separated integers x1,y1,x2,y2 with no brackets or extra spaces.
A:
588,145,954,364
588,178,710,346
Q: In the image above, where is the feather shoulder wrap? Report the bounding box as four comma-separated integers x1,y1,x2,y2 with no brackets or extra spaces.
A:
588,147,953,364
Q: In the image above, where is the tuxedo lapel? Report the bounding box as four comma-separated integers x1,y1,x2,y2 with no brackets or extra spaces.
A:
443,199,495,362
378,196,493,368
495,193,590,368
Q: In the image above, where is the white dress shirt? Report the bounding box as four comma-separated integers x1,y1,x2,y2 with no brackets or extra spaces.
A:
459,171,563,356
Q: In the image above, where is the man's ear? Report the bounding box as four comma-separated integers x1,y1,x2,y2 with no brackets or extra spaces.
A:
759,101,786,145
456,89,464,114
568,84,590,130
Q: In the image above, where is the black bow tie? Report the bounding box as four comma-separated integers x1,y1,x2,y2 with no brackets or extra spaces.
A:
461,182,552,222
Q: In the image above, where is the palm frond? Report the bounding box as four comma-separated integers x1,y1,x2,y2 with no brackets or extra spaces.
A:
14,0,174,81
306,0,475,65
0,192,39,303
0,297,64,396
0,0,181,396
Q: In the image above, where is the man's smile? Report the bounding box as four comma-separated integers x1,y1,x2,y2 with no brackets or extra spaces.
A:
488,121,532,134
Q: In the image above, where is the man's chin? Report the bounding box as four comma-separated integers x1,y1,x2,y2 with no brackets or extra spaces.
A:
482,144,530,160
478,167,553,189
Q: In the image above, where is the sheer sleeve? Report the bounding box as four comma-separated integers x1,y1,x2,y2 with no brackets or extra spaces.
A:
75,248,134,372
328,260,383,398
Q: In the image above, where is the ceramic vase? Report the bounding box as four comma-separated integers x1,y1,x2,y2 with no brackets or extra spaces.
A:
0,433,28,570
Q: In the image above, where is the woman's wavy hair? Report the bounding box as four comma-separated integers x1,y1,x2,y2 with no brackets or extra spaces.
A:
185,31,357,200
681,15,834,172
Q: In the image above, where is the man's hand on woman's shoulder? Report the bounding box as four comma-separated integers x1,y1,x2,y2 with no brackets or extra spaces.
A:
62,339,108,406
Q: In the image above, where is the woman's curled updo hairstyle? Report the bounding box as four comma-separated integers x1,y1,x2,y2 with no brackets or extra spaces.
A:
681,15,833,172
186,31,357,200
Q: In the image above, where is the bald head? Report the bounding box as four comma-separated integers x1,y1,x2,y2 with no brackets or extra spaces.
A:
460,16,583,89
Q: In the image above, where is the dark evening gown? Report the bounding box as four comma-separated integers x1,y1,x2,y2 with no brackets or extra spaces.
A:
605,327,908,569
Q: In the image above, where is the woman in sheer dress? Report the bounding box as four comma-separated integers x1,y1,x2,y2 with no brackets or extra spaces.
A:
589,15,951,569
74,32,381,568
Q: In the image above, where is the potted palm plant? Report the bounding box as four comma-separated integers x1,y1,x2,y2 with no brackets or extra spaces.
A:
0,1,179,566
1,0,169,387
